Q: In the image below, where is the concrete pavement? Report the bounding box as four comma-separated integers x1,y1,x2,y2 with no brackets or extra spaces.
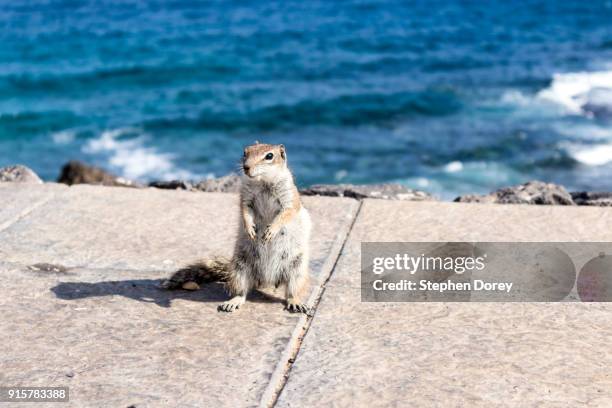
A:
1,183,611,407
276,200,612,407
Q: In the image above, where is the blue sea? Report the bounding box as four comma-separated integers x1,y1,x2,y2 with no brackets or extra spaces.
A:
1,1,612,199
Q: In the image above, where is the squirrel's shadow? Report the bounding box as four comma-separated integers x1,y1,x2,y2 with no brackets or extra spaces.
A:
50,279,283,308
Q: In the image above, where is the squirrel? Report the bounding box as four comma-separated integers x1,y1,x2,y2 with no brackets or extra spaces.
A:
161,142,312,314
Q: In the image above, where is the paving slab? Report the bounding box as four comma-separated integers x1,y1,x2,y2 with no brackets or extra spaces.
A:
0,182,66,232
0,184,356,275
0,184,359,407
277,200,612,407
0,263,295,407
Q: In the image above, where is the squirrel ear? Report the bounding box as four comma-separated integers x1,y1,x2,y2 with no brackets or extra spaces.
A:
279,144,286,161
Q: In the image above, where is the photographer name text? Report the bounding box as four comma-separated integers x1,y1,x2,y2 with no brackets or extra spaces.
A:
372,279,513,293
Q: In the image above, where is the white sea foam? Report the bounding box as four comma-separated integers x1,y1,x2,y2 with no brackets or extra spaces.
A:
51,130,76,144
495,90,561,119
555,121,612,167
565,142,612,166
537,70,612,117
444,161,463,173
334,169,348,181
500,90,532,106
440,161,522,186
83,128,194,180
415,177,430,188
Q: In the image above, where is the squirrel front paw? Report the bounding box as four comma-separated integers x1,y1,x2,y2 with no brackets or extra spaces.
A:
262,224,278,242
245,222,257,240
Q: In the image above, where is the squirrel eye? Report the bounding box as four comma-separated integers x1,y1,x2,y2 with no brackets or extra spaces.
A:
265,152,274,160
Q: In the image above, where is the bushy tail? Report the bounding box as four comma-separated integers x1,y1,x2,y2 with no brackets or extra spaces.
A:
160,256,232,290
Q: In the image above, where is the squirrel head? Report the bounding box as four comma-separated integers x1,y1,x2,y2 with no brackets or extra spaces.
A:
242,143,288,182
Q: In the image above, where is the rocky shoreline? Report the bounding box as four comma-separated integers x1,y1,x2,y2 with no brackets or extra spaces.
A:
2,161,611,206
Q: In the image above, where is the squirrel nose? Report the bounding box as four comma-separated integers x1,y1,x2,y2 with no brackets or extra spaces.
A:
243,164,250,173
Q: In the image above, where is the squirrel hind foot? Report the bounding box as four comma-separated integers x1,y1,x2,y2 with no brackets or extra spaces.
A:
218,295,246,313
285,301,311,315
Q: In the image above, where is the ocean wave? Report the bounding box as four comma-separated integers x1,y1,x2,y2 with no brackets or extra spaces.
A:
537,70,612,118
563,142,612,166
443,161,463,173
83,128,194,181
0,63,239,95
493,90,562,119
554,123,612,140
148,89,463,132
499,90,533,107
51,130,76,144
0,110,81,136
398,161,525,200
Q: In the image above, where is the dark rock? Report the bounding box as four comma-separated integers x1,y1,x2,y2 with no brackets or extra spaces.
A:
571,191,612,206
149,180,193,190
300,183,435,201
455,181,575,205
193,173,242,193
0,165,42,183
58,160,140,187
454,194,493,204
